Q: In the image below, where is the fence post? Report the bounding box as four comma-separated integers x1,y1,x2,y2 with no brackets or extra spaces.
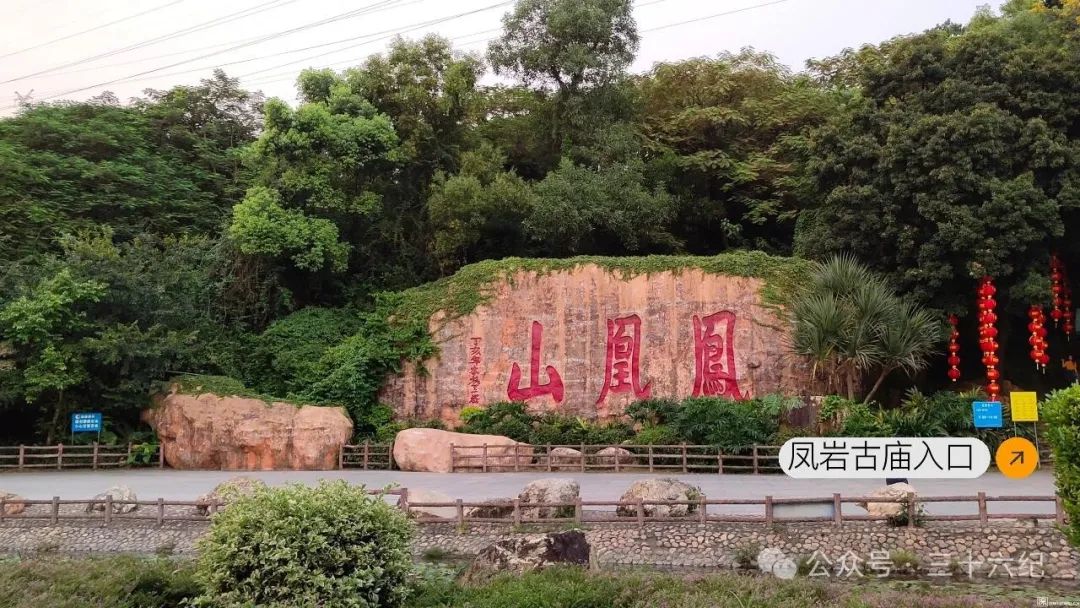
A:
574,497,582,524
399,488,409,514
388,440,395,470
157,444,164,468
455,499,464,533
648,445,654,472
698,495,706,524
104,495,113,527
636,497,644,528
363,440,370,470
449,443,455,472
717,448,723,474
614,445,620,473
482,444,488,473
51,496,59,524
56,443,63,469
978,491,988,526
126,442,132,464
833,493,842,527
681,443,688,473
17,445,24,469
92,443,99,470
546,444,552,472
513,498,521,526
765,495,774,526
157,498,164,527
580,442,586,472
907,495,916,529
0,497,5,523
1056,497,1066,526
752,445,759,474
514,444,520,472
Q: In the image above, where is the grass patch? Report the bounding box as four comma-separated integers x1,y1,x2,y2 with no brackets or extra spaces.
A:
162,373,321,407
0,556,199,608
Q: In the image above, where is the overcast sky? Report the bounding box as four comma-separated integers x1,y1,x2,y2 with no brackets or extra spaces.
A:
0,0,994,115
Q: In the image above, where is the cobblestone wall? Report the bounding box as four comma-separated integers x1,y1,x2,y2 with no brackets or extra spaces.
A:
1,519,1076,581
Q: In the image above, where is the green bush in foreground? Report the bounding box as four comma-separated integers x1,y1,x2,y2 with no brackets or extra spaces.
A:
193,480,414,608
0,556,198,608
1044,384,1080,546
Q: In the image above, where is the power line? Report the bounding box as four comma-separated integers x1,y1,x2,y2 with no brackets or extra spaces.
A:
0,0,298,85
0,0,187,60
22,0,411,102
641,0,796,33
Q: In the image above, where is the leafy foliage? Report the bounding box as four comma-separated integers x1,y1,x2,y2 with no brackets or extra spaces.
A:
194,481,413,608
1043,384,1080,545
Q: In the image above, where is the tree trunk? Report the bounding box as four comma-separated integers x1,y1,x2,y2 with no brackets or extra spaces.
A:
845,369,856,401
46,389,64,445
863,367,894,404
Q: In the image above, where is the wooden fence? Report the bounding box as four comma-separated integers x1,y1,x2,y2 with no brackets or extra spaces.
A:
0,489,405,527
0,444,164,470
406,492,1067,529
449,443,783,473
339,442,394,470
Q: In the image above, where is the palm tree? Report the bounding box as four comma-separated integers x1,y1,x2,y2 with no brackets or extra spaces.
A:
791,255,943,401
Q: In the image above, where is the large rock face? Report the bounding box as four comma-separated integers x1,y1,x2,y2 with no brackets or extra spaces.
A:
392,428,532,473
382,263,815,425
144,391,353,470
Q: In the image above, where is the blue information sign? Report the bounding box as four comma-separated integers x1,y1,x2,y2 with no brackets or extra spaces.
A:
972,401,1003,429
71,412,102,433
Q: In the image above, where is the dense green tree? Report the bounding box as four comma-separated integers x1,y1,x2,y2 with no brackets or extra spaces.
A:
638,50,837,253
795,3,1080,311
0,73,260,262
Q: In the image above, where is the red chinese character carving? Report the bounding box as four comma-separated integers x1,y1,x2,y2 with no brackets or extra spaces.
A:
597,314,651,404
467,337,483,404
692,311,743,399
507,321,564,403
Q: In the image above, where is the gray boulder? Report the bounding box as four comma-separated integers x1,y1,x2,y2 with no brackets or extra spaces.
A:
85,485,138,514
403,489,457,520
594,446,635,467
615,478,701,517
461,530,590,584
0,492,25,516
546,447,582,470
518,478,579,519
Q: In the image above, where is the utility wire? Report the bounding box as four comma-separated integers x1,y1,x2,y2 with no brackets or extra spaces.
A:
641,0,796,33
0,0,187,60
24,0,410,102
0,0,298,84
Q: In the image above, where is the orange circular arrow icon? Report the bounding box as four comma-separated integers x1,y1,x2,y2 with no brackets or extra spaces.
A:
995,437,1038,479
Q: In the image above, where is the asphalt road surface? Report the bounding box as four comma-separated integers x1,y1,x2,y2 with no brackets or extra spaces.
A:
0,469,1058,517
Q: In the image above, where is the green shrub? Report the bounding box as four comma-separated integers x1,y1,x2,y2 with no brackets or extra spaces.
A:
249,307,361,397
630,424,680,445
671,395,798,450
194,480,414,608
457,401,534,442
1044,385,1080,545
625,397,679,426
0,556,199,608
530,413,633,445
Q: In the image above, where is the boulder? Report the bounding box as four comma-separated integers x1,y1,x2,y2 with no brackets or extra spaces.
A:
594,446,635,467
857,482,917,518
195,476,266,515
404,489,457,520
392,428,532,473
518,478,579,519
85,485,138,514
464,500,515,519
461,530,590,584
0,492,25,516
546,447,582,470
143,390,352,470
615,478,701,518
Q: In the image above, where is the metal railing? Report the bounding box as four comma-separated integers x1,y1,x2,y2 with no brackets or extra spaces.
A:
0,444,163,470
449,443,783,473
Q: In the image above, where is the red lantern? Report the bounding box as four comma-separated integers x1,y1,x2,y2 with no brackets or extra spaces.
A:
1029,304,1049,372
978,277,1001,401
1051,254,1065,327
947,314,961,383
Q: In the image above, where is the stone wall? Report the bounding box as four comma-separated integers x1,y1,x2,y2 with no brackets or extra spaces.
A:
382,265,818,425
3,519,1075,581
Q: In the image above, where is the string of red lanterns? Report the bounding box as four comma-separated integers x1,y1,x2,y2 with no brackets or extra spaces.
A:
1063,263,1074,340
947,314,961,382
1051,254,1064,327
977,277,1001,401
1028,305,1049,371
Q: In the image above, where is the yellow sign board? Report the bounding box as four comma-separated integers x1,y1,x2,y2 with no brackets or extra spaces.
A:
1010,392,1039,422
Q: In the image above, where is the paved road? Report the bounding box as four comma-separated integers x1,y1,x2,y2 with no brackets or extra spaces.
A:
0,469,1058,516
